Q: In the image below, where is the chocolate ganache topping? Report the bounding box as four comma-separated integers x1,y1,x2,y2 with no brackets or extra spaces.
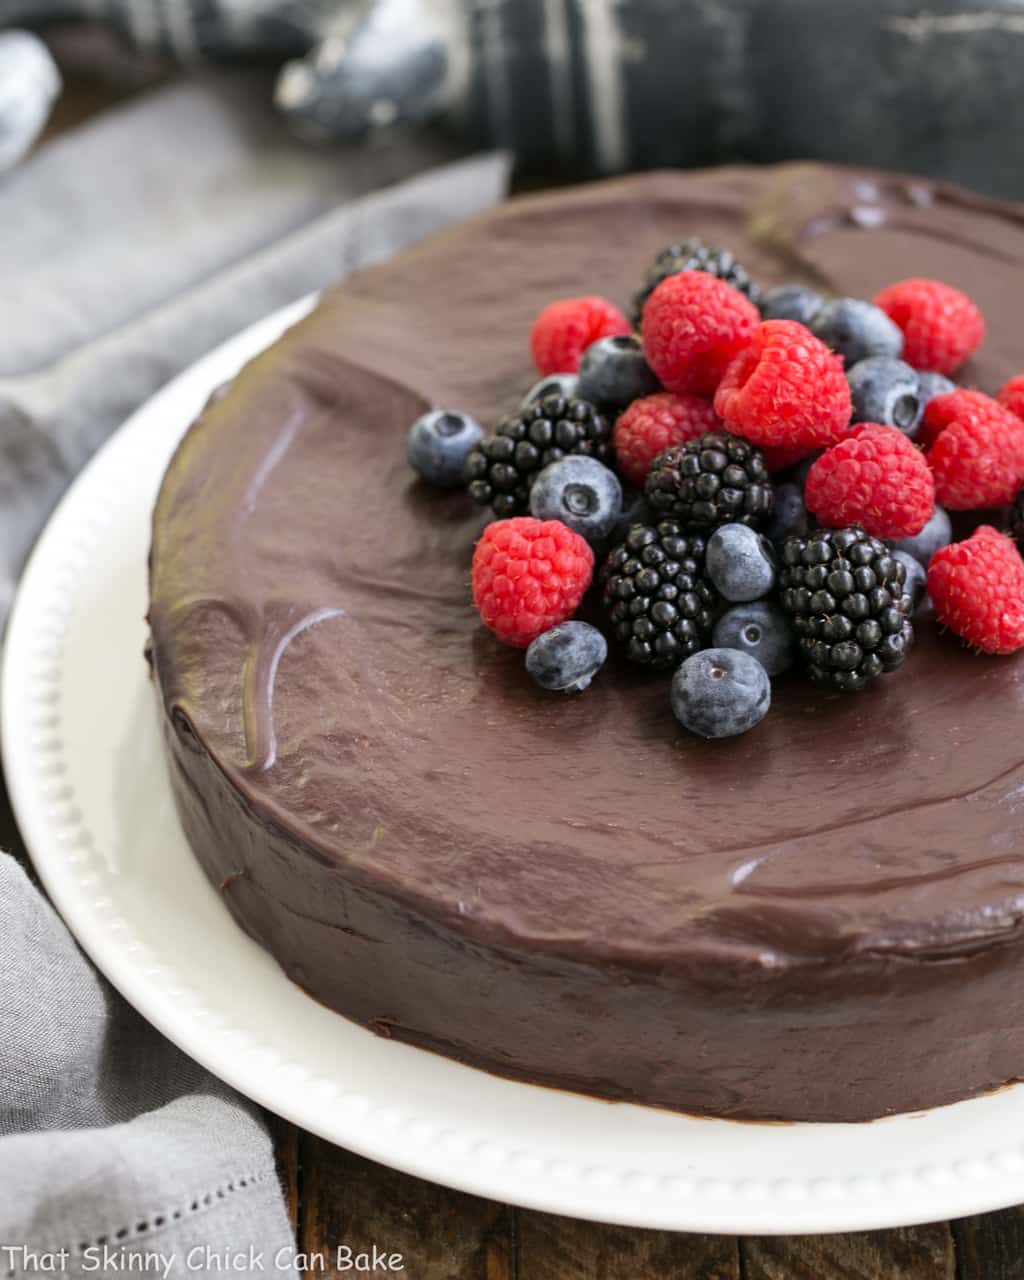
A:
149,165,1024,1121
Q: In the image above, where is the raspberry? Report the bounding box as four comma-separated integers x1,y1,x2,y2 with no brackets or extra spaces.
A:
641,271,758,396
713,320,851,451
997,373,1024,421
916,387,981,449
873,278,985,376
927,526,1024,654
472,517,594,648
613,392,721,487
923,389,1024,509
530,296,631,376
805,424,935,540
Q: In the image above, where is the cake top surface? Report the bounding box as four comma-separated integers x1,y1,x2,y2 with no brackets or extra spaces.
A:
149,163,1024,971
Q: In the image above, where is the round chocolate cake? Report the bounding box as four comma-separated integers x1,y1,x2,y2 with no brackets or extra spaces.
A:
149,163,1024,1122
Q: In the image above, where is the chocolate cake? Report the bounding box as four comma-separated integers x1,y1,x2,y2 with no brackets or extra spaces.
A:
148,164,1024,1122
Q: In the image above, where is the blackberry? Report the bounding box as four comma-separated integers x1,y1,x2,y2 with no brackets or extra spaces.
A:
632,238,760,325
645,430,774,531
600,522,721,668
779,526,914,692
465,395,611,517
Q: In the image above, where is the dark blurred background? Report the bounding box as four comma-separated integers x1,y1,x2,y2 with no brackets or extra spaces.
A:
6,0,1024,198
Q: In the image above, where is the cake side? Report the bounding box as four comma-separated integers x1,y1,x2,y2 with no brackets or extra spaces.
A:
149,163,1024,1120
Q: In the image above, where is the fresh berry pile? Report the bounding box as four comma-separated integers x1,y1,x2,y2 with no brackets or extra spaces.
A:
405,243,1024,739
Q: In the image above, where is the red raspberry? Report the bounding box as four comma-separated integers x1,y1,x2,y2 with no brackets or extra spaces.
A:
641,271,758,396
530,296,631,376
613,392,721,487
997,373,1024,420
873,278,985,375
927,526,1024,654
804,424,935,540
917,387,997,449
472,517,594,648
713,320,852,450
923,389,1024,509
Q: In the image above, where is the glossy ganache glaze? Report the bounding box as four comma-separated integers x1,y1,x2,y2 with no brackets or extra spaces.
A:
150,164,1024,1121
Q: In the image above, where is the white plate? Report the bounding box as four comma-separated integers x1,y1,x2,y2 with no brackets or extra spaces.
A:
6,299,1024,1236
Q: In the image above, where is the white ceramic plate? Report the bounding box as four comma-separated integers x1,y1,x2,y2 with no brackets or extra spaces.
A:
7,298,1024,1235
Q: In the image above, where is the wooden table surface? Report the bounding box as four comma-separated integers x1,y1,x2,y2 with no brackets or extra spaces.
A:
13,36,1024,1280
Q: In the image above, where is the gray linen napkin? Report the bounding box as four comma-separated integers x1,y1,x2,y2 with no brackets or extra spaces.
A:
0,72,509,1278
0,854,297,1279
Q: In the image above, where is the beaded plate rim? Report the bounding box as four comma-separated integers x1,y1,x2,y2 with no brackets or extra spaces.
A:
6,297,1024,1235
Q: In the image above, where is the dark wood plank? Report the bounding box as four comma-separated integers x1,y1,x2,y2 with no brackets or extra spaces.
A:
741,1224,955,1280
517,1210,739,1279
953,1206,1024,1280
268,1113,302,1233
301,1139,513,1279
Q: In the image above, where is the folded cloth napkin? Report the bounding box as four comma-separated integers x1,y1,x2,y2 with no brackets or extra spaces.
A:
0,854,299,1280
0,71,509,1278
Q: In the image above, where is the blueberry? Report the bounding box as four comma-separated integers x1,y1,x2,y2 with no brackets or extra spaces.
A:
407,410,483,487
917,370,957,409
759,284,823,326
892,550,927,609
766,482,812,546
577,334,659,410
671,648,771,738
891,504,952,567
706,523,777,602
712,601,795,676
847,357,922,437
521,372,579,409
526,621,607,693
809,298,903,367
529,455,622,544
